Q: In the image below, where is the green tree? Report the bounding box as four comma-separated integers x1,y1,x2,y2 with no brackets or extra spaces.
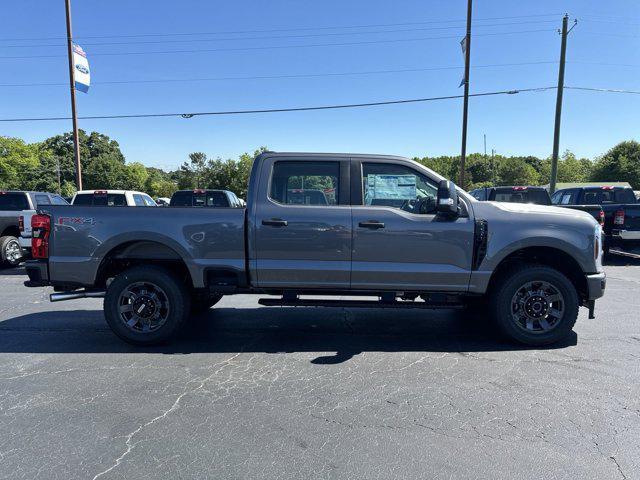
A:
497,156,540,186
591,141,640,189
0,136,39,189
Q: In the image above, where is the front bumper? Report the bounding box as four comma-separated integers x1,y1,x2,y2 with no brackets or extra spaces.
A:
23,260,50,287
586,271,606,300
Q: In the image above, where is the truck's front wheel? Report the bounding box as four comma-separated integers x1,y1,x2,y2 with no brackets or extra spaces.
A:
104,266,190,345
491,265,579,346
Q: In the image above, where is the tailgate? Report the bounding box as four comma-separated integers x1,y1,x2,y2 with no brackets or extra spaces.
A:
623,205,640,231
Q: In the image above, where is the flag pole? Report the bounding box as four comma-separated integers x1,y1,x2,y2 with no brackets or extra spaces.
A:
64,0,83,191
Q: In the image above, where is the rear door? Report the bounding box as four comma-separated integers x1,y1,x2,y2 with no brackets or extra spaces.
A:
253,156,351,288
350,159,475,291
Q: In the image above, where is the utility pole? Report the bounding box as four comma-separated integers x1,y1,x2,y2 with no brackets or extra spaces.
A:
550,14,576,194
459,0,473,188
483,134,487,158
64,0,83,191
55,158,62,194
491,148,496,184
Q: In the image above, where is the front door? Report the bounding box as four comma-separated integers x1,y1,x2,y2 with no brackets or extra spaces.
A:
351,160,474,291
253,157,351,289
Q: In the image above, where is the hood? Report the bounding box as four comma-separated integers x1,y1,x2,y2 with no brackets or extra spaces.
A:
471,200,598,226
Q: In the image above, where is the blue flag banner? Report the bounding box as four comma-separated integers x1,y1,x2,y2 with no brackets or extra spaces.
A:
72,44,90,93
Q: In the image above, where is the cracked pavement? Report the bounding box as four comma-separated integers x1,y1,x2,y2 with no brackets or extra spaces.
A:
0,259,638,479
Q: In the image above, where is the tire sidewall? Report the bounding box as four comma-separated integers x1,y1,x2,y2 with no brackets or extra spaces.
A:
493,266,579,346
104,266,190,345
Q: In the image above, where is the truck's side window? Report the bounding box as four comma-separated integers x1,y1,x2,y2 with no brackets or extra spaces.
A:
51,195,68,205
35,194,51,206
362,163,438,214
133,194,146,206
0,193,29,211
552,189,577,205
270,161,339,206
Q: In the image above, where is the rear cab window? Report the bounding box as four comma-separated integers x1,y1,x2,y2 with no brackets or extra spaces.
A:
552,189,578,205
270,161,340,206
0,192,29,211
73,193,127,206
492,188,550,205
170,191,230,207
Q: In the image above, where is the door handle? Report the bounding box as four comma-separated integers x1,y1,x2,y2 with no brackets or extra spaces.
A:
262,219,288,227
358,221,385,229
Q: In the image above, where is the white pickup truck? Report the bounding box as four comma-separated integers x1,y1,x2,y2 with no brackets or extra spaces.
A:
20,190,157,255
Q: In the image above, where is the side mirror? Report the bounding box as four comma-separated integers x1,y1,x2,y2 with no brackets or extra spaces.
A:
437,180,459,217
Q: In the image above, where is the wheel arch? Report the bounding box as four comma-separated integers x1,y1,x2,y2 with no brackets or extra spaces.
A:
95,240,194,289
487,246,588,301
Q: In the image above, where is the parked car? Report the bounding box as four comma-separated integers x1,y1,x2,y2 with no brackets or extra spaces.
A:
72,190,157,207
469,186,551,205
156,197,171,206
0,191,68,266
169,189,243,208
551,186,640,251
23,152,605,347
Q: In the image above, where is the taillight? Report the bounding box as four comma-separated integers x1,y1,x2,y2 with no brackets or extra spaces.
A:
31,214,51,259
614,209,625,226
598,210,605,227
18,215,24,232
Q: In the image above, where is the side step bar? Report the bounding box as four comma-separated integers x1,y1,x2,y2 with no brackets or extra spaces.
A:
258,298,463,309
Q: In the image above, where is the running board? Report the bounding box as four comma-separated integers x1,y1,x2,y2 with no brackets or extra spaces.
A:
258,298,463,309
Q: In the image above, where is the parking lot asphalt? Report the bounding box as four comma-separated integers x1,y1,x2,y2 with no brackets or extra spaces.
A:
0,259,638,480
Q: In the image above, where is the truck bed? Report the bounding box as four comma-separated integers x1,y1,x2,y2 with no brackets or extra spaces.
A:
43,205,246,288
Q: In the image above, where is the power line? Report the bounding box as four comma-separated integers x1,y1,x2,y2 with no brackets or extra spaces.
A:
0,20,560,49
0,14,563,42
0,61,559,88
0,87,557,123
0,29,556,59
565,86,640,94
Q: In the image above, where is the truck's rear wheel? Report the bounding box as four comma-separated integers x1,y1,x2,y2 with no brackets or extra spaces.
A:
0,236,23,267
104,266,190,345
491,265,578,346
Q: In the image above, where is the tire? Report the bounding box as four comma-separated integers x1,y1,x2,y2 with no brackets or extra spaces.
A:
191,293,223,313
0,236,23,267
104,265,191,345
490,264,579,346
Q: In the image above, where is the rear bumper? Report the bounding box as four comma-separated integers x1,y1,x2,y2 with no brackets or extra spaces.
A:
612,229,640,241
23,260,50,287
18,237,31,249
586,271,606,300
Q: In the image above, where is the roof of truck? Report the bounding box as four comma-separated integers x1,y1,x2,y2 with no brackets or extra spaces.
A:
257,151,410,161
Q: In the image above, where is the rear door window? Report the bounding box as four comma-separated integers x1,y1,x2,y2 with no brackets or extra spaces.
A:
133,194,146,206
0,193,29,211
270,161,340,206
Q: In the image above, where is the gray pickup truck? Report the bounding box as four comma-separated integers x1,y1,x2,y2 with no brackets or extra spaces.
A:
23,152,606,346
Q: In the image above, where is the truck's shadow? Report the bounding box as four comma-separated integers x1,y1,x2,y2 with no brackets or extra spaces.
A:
0,307,576,362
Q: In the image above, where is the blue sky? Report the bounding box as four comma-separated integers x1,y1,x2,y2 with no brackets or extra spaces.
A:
1,0,639,170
